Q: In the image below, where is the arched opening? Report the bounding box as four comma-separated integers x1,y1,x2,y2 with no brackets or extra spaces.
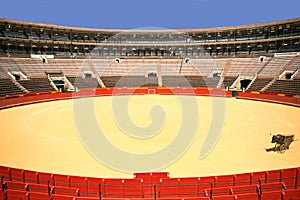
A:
240,79,252,90
285,73,293,80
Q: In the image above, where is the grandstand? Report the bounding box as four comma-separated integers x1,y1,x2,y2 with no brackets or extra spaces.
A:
0,17,300,94
0,17,300,199
1,55,300,94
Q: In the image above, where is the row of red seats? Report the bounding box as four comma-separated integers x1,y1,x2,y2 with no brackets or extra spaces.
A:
156,181,300,199
3,189,300,200
156,182,286,197
2,180,79,195
1,165,299,199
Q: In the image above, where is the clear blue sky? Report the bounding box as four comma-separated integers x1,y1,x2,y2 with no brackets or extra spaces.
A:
1,0,300,29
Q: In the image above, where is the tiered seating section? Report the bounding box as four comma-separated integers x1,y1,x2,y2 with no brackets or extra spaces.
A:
0,78,23,96
0,60,24,96
222,76,238,88
225,57,270,77
100,76,159,87
266,79,300,95
67,77,101,89
258,56,293,78
1,18,300,57
0,54,300,96
1,166,299,200
162,76,219,88
17,78,55,92
248,78,273,91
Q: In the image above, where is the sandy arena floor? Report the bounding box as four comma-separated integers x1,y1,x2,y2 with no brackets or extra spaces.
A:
0,95,299,178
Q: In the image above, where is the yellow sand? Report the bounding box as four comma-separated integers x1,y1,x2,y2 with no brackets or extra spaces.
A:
0,95,299,178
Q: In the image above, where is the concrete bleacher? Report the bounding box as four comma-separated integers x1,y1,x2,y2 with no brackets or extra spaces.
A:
185,59,226,77
114,76,158,87
0,55,300,94
0,68,24,96
0,165,299,200
225,57,269,77
101,76,158,87
285,56,300,73
98,58,163,77
67,77,101,89
248,78,273,91
162,75,191,87
101,76,122,88
265,79,300,95
0,79,24,96
184,76,220,88
0,57,85,78
222,76,237,88
17,78,55,92
258,56,292,78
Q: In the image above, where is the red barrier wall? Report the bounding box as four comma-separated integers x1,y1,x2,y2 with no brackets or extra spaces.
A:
237,90,300,107
1,87,299,110
0,87,231,110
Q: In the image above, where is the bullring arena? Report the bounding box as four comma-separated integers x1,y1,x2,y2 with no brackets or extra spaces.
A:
0,18,300,199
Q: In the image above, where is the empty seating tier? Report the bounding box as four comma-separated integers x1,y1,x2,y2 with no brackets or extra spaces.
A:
18,78,55,92
248,78,273,91
0,79,23,96
266,79,300,95
67,77,101,89
0,54,300,95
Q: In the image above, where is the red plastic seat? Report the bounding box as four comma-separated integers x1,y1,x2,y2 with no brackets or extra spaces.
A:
210,194,236,200
9,168,25,182
234,173,251,186
37,172,53,185
134,172,169,198
235,192,258,200
265,169,281,183
75,197,99,200
251,171,266,185
0,166,11,182
51,194,76,200
198,176,215,190
69,175,88,196
282,188,300,200
259,182,285,192
53,174,70,187
215,175,235,188
86,177,104,197
260,190,282,200
157,198,210,200
24,170,39,184
52,185,80,196
102,178,144,198
121,178,144,198
103,178,126,198
28,191,50,200
177,177,201,197
156,178,180,198
281,168,297,189
230,184,258,195
210,186,231,196
101,198,128,200
3,181,28,191
5,189,29,200
134,172,169,183
27,182,50,194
